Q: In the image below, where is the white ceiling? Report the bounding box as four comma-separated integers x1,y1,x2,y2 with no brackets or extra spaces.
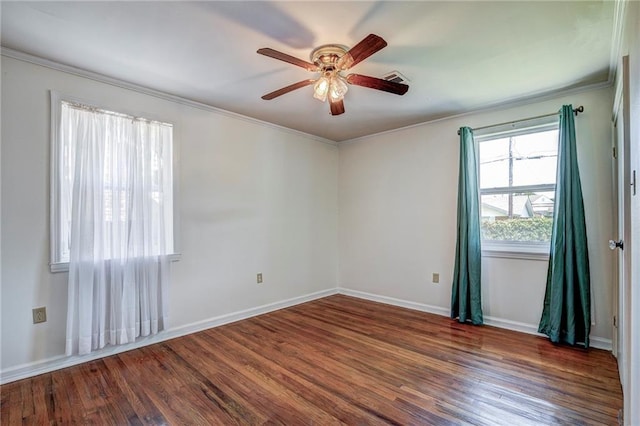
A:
1,1,615,142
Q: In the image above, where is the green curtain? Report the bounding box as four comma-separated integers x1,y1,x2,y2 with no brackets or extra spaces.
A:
451,127,483,325
538,105,591,347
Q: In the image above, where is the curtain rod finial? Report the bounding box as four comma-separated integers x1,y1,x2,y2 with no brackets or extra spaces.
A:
573,105,584,116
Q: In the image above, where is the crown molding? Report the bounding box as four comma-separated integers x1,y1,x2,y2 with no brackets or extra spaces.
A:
340,79,613,145
0,47,338,147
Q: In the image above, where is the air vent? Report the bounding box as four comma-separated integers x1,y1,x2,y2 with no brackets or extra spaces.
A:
383,71,409,84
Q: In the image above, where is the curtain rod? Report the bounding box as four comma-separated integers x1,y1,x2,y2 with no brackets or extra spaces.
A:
62,100,173,127
457,105,584,135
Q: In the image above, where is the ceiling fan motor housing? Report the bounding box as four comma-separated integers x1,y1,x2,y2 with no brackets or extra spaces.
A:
310,44,348,70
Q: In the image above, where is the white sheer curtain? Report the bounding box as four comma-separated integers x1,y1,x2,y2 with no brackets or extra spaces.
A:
62,101,173,356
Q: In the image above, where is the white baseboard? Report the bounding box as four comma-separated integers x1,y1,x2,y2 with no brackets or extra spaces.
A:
483,315,612,351
583,336,613,351
0,288,338,385
337,287,612,351
2,286,612,384
337,287,450,317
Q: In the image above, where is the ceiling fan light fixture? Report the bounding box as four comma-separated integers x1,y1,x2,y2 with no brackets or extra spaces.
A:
313,76,330,102
329,74,349,102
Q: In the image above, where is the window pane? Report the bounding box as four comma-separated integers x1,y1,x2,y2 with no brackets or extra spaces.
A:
511,130,558,186
478,126,558,247
480,130,558,190
480,191,555,242
479,137,510,188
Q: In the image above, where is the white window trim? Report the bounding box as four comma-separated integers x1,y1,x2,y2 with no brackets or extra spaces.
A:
474,116,559,141
49,90,181,273
481,241,550,261
476,116,558,260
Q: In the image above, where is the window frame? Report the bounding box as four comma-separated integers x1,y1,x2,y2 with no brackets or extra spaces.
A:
50,91,181,272
475,117,559,260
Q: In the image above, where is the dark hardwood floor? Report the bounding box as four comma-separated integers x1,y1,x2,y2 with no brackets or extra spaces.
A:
1,295,622,425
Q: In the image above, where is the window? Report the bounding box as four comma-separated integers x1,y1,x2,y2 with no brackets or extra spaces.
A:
50,93,177,271
477,121,559,255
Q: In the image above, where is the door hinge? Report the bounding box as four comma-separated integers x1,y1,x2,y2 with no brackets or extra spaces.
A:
613,146,617,159
613,315,617,327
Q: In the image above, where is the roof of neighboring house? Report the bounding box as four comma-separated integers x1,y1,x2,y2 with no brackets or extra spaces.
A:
481,193,555,219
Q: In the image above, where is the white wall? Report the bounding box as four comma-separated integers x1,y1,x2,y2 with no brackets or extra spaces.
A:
0,52,618,382
339,86,614,344
0,56,338,374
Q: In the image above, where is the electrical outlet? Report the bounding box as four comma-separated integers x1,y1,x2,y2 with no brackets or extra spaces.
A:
257,273,263,284
432,273,440,284
33,307,47,324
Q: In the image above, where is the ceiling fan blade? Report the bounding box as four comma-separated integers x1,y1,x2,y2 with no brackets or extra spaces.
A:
261,79,316,100
329,99,345,116
346,74,409,96
257,48,318,71
337,34,387,70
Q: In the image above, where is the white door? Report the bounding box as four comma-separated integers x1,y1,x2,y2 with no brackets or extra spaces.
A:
611,79,630,383
616,55,634,425
611,106,623,367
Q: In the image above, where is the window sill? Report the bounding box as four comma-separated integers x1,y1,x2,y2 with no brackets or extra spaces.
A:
481,242,549,261
50,253,182,273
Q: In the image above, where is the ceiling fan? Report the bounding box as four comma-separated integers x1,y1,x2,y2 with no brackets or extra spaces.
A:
257,34,409,116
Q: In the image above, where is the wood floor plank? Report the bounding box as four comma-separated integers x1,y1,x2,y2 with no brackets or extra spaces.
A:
221,317,425,424
48,373,73,426
199,327,386,424
159,339,271,424
100,354,164,425
269,306,547,424
170,334,342,425
209,322,408,424
0,295,623,425
1,383,22,425
19,379,34,421
127,345,231,425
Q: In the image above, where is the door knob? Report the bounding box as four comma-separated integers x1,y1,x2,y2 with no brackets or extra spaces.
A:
609,240,624,250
